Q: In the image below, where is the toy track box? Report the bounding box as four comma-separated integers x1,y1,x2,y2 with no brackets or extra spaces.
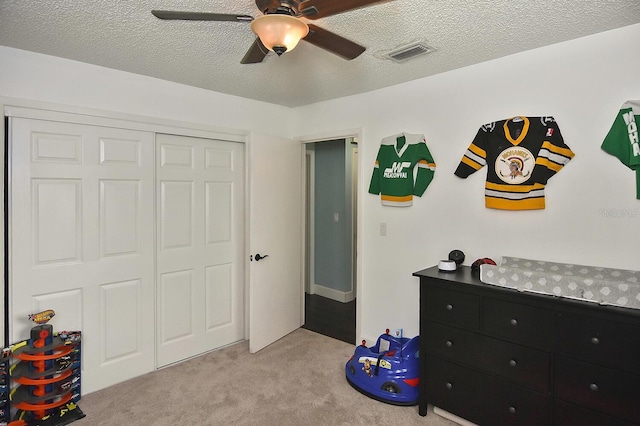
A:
1,330,84,426
345,331,419,405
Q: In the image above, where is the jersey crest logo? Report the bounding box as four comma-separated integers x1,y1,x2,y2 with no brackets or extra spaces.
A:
546,128,554,137
481,122,496,133
383,162,412,178
495,147,534,184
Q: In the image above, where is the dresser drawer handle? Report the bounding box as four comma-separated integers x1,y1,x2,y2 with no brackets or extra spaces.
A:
446,382,453,390
590,383,599,392
509,359,517,367
510,318,518,326
446,304,453,311
508,406,516,414
591,337,600,345
446,340,453,348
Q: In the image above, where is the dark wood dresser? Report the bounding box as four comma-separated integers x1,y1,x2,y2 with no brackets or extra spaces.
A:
413,265,640,425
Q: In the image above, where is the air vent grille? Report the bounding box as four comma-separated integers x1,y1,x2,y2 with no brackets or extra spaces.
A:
375,41,436,63
390,45,430,61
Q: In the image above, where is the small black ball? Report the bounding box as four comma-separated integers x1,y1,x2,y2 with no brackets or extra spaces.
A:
448,250,465,265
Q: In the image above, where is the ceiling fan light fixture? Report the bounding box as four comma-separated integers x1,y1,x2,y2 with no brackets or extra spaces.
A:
250,14,309,55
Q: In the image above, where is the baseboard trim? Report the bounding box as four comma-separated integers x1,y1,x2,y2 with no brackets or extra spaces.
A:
433,407,477,426
310,283,354,303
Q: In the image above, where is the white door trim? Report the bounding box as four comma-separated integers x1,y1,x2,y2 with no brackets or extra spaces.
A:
2,100,247,143
305,149,315,296
294,128,364,341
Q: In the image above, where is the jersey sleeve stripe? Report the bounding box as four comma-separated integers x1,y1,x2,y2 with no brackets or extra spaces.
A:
469,143,486,158
538,148,573,164
536,157,565,173
417,159,436,170
460,156,483,170
466,150,486,166
465,146,486,165
541,142,575,159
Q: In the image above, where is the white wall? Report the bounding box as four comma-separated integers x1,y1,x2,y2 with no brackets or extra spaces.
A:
0,46,293,137
293,24,640,343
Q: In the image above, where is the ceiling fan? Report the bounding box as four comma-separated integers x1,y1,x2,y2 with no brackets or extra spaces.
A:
152,0,392,64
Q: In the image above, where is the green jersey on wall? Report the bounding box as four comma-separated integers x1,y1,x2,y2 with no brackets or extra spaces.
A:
601,100,640,199
368,133,436,207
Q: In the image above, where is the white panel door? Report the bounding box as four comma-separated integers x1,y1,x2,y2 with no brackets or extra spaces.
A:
9,117,155,393
249,133,303,353
156,134,244,367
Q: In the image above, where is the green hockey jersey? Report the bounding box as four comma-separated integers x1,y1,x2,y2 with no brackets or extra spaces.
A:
601,100,640,199
368,133,436,206
455,116,575,210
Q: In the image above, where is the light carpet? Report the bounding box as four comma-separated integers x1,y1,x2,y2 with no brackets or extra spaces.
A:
78,328,457,425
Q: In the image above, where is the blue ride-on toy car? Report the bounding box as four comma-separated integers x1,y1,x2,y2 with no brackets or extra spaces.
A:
345,329,419,405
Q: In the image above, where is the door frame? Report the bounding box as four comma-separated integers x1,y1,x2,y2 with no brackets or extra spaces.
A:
304,148,315,296
296,128,364,342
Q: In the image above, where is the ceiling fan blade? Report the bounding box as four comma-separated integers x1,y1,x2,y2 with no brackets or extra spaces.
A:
303,24,365,60
297,0,392,19
151,10,253,22
241,38,269,64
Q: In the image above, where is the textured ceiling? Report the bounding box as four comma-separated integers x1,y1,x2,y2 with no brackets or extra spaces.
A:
1,1,640,107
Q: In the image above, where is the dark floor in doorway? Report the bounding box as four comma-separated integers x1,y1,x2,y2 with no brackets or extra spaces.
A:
303,293,356,345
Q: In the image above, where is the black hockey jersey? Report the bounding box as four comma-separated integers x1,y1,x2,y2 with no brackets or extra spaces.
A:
455,116,575,210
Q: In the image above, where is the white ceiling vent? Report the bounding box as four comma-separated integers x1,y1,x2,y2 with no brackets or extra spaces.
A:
375,41,436,63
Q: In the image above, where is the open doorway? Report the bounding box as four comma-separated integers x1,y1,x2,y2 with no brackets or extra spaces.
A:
302,138,357,344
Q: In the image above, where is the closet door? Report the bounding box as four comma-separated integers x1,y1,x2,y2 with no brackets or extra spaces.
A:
156,134,244,367
9,117,155,393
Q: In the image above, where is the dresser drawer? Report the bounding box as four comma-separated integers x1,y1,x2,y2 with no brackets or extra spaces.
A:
425,321,550,393
556,314,640,374
424,286,480,329
483,298,555,349
426,356,550,425
555,356,640,424
426,355,487,424
488,378,550,426
555,400,637,426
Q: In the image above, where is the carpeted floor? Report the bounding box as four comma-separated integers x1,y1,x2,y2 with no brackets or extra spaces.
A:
77,328,458,425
